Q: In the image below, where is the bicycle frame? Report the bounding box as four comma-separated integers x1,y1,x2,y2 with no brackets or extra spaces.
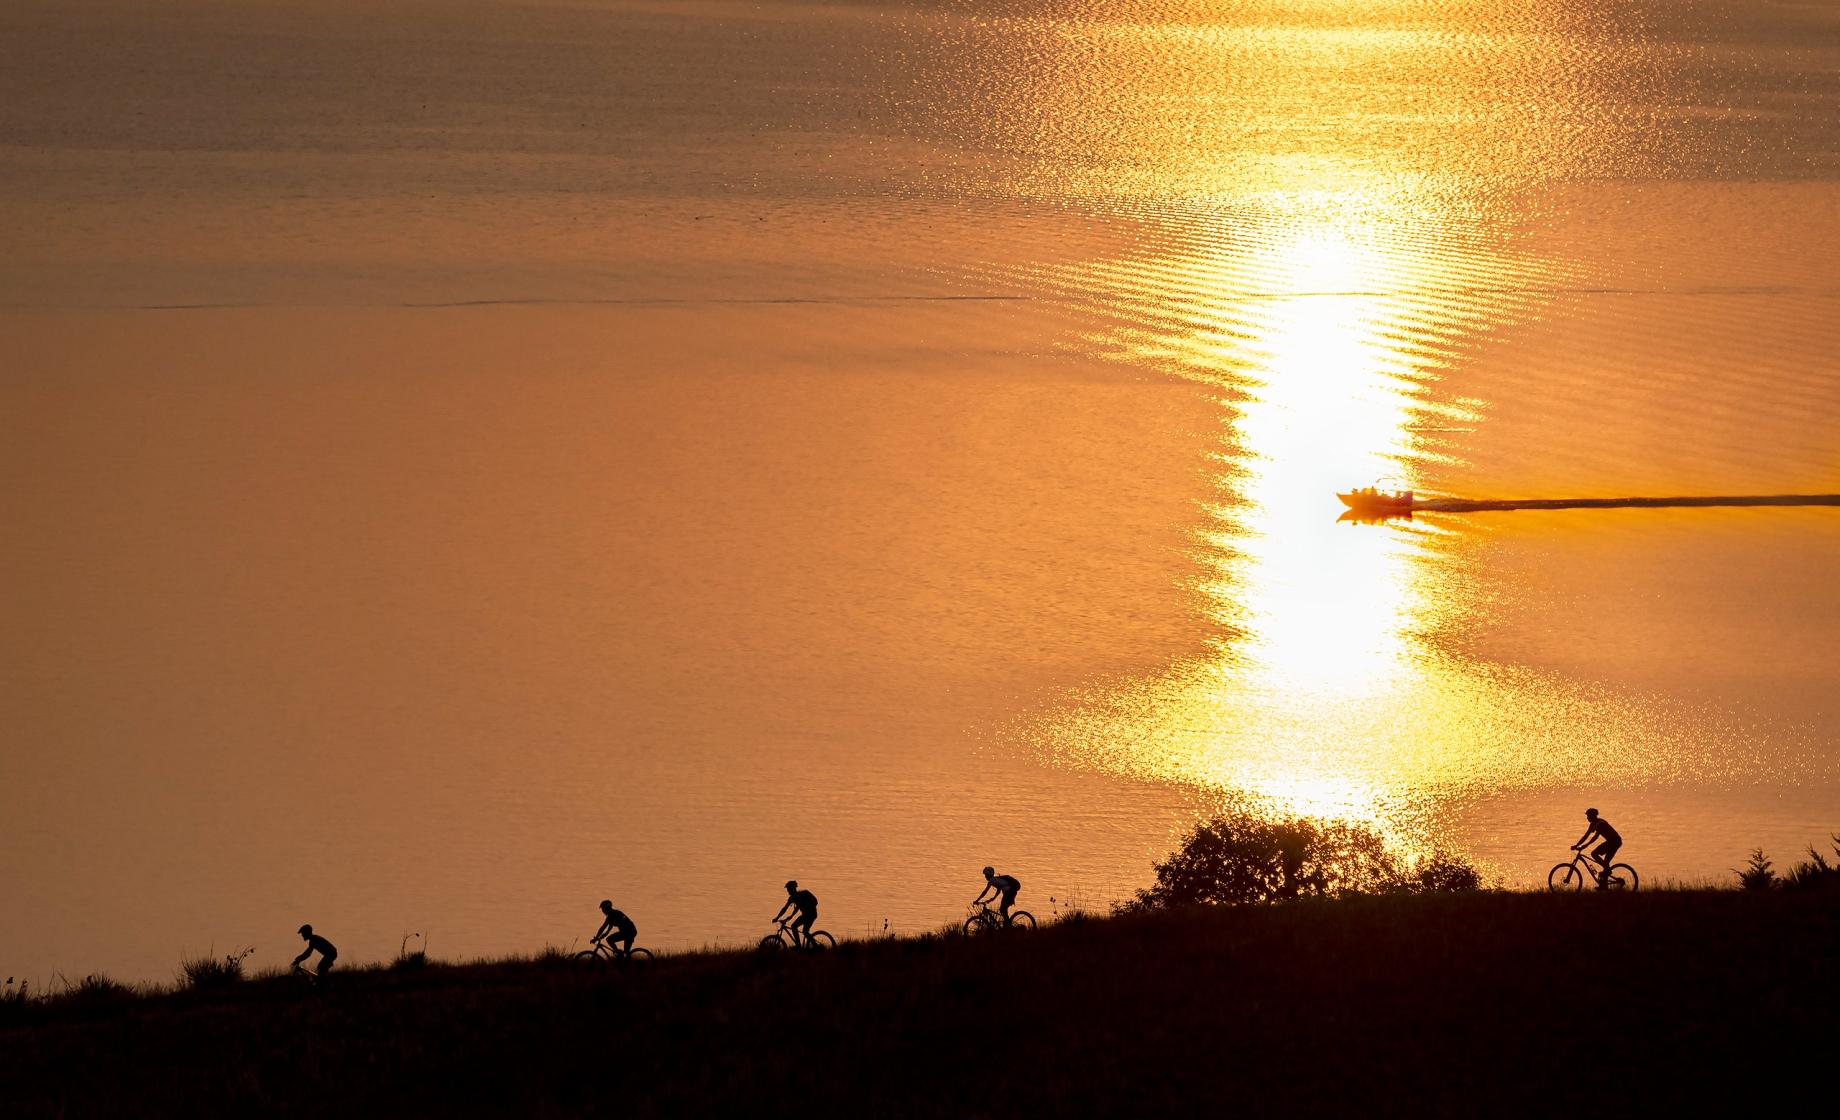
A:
769,916,816,949
1570,851,1612,880
1553,850,1636,891
588,936,639,961
964,898,1037,934
967,901,1009,929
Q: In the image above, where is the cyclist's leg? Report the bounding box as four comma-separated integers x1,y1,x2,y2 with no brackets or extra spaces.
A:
1591,842,1614,886
1000,890,1016,926
618,927,636,955
795,912,815,946
318,953,336,979
1598,841,1622,884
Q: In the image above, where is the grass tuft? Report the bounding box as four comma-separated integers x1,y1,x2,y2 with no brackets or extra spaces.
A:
180,946,256,990
532,945,575,969
0,976,31,1027
394,932,428,971
54,972,133,1006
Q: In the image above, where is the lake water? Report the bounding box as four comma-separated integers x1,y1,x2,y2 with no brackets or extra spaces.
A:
3,0,1837,982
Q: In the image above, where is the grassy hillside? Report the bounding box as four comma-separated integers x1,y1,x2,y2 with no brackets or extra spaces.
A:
4,890,1835,1117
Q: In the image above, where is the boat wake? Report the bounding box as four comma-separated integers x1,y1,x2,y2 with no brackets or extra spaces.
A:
1342,493,1840,521
1417,493,1840,512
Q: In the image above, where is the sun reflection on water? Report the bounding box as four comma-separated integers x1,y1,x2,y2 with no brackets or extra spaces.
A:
925,1,1808,864
1214,223,1429,698
1029,196,1749,848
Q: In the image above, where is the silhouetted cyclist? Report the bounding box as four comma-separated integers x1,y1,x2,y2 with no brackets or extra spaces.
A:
1572,808,1623,889
592,899,637,956
974,865,1022,926
293,924,338,978
774,880,819,947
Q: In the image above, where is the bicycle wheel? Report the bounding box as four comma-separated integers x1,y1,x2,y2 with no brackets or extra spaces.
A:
963,914,992,938
572,950,604,969
623,948,655,966
1605,864,1639,892
757,935,785,953
1008,911,1036,930
805,930,836,952
1548,862,1584,891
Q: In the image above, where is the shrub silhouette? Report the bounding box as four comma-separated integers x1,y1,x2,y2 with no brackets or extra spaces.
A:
1735,849,1776,891
1781,835,1840,891
1409,850,1484,894
1123,810,1479,910
1735,834,1839,892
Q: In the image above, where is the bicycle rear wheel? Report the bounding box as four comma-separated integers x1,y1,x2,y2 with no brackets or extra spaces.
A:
1548,862,1584,891
805,930,836,952
1604,864,1639,892
623,948,655,965
1008,911,1036,930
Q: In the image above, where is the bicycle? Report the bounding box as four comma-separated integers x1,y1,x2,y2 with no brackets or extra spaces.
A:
1548,849,1639,892
963,899,1035,936
289,963,326,989
758,916,835,954
573,936,654,969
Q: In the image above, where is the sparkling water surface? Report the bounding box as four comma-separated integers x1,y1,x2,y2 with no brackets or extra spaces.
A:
2,0,1837,982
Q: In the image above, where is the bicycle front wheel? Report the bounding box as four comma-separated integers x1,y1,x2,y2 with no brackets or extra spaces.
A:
805,930,836,952
572,950,604,968
1605,864,1639,892
757,935,785,954
963,914,992,938
1008,911,1036,930
1548,862,1584,891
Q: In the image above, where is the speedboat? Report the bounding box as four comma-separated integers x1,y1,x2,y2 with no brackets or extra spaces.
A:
1337,484,1414,513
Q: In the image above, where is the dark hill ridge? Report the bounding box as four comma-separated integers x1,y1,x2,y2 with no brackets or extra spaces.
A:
4,889,1835,1117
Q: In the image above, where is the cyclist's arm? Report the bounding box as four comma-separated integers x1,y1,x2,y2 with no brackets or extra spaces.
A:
592,918,612,941
772,901,792,922
1573,827,1596,849
972,885,992,904
292,947,311,966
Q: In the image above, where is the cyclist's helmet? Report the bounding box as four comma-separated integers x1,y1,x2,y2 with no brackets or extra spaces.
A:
599,899,613,912
785,880,798,892
298,924,313,936
982,866,995,877
1585,807,1599,819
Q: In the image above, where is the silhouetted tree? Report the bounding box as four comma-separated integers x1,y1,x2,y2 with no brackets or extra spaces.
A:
1408,850,1484,894
1734,849,1776,891
1123,810,1479,911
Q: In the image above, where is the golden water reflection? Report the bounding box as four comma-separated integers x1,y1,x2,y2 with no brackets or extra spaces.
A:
1216,222,1433,697
1036,198,1751,843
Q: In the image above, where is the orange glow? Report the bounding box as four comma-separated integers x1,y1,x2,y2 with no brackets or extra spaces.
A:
1029,192,1760,843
